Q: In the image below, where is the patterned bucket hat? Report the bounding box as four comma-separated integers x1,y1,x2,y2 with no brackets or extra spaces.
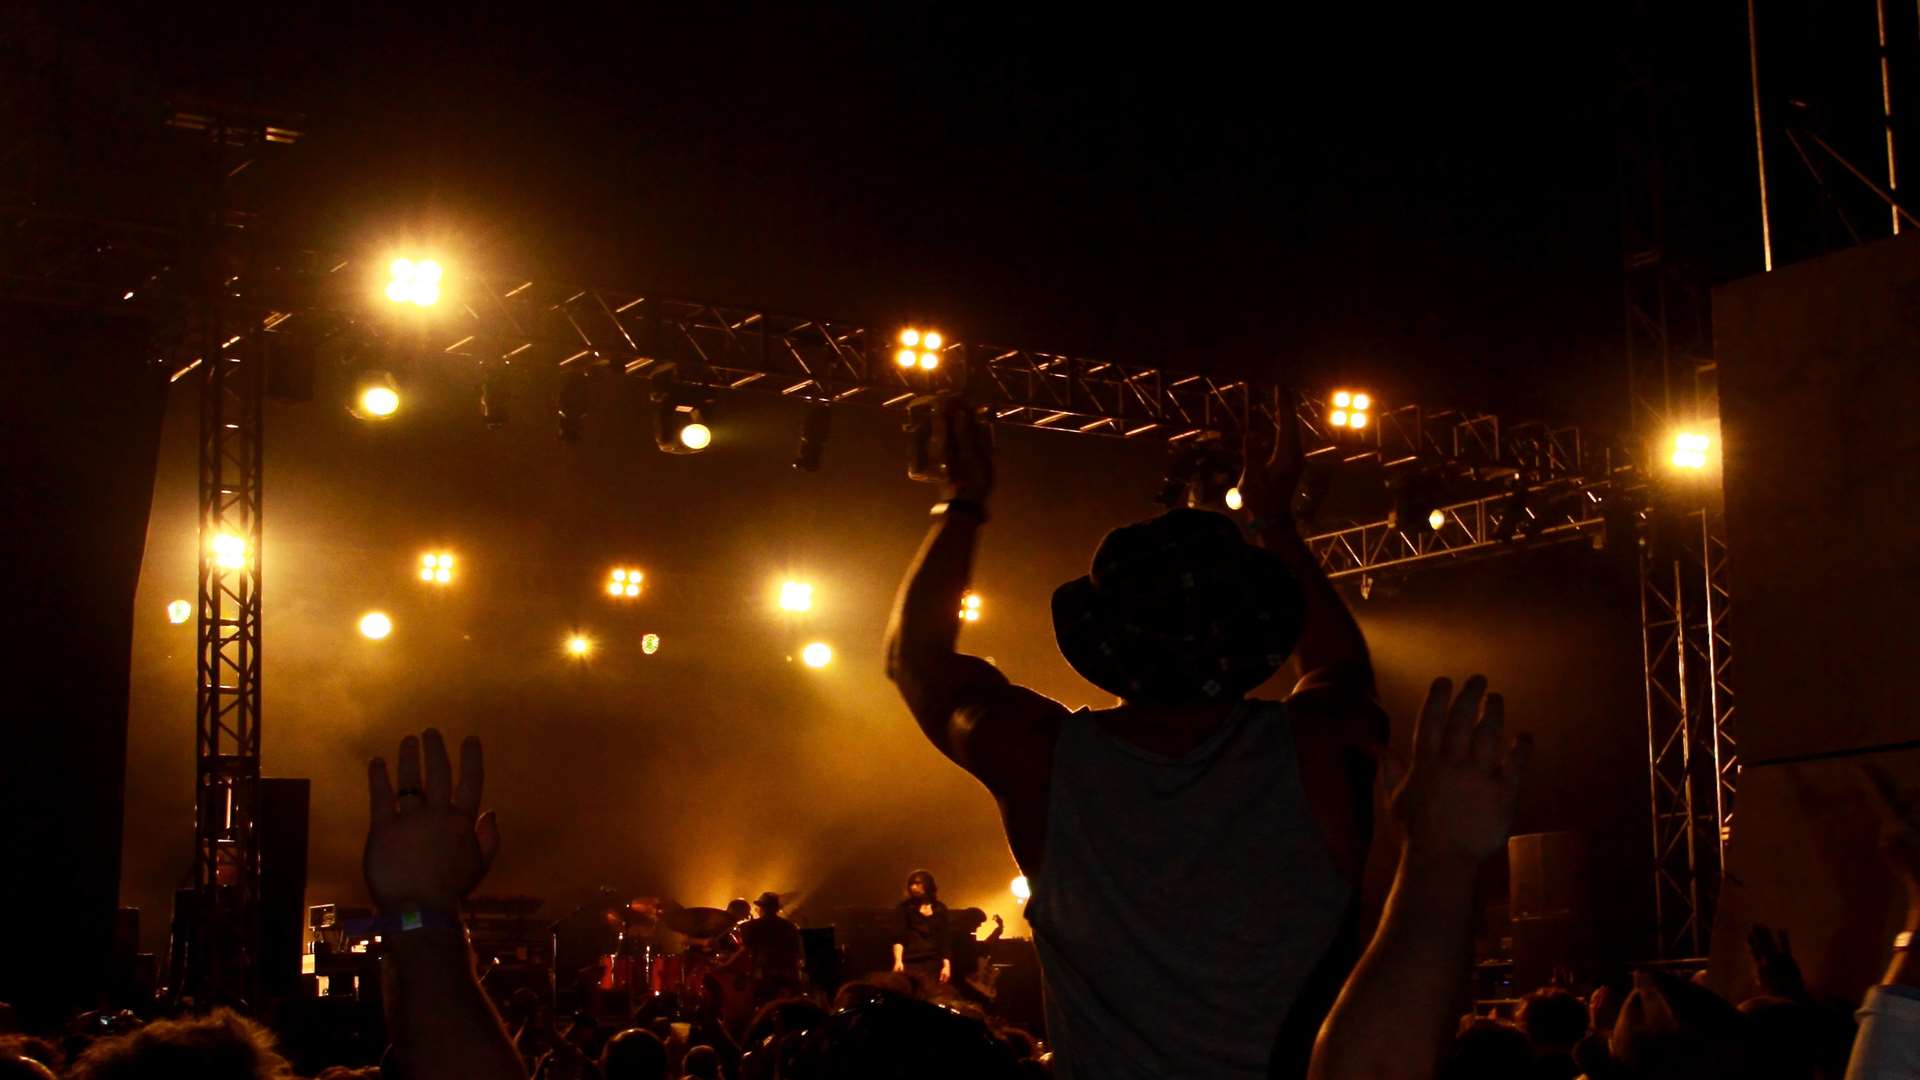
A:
1051,509,1306,703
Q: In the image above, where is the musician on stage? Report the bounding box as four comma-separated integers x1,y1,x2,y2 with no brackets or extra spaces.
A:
890,869,952,984
738,891,804,1003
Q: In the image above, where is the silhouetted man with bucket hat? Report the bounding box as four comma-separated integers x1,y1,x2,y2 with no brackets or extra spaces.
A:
887,400,1384,1079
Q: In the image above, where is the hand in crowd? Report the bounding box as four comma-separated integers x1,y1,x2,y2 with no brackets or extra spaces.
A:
938,399,994,502
1236,399,1305,524
1862,762,1920,927
365,729,501,914
1746,923,1807,1000
1381,675,1530,866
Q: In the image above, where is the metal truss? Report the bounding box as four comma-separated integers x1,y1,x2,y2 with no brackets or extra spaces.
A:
1639,506,1735,959
1619,1,1736,958
1307,477,1612,583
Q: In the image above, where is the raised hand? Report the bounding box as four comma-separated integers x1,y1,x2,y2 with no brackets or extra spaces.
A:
1747,923,1807,999
939,398,994,502
1381,676,1530,867
1236,398,1304,524
365,729,500,915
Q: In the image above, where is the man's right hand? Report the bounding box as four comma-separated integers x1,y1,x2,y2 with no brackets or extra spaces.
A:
365,729,500,915
939,399,994,503
1382,676,1530,867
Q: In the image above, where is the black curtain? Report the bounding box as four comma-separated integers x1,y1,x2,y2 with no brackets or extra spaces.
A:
0,301,165,1026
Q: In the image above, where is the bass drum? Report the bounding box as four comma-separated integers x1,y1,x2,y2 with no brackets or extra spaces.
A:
648,951,686,995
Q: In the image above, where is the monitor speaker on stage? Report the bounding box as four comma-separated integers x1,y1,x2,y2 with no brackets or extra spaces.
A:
1508,831,1592,991
258,778,312,1003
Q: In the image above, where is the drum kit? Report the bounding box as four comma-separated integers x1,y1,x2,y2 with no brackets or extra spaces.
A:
597,901,747,1008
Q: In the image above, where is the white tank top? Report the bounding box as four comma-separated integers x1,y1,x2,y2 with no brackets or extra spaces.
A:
1025,699,1354,1079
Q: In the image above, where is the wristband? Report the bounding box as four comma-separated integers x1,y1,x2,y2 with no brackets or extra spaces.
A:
931,498,989,524
343,909,463,938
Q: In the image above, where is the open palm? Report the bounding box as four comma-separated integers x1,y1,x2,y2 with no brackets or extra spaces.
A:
364,729,500,914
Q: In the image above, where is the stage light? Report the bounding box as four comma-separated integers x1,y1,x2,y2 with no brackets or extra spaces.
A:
1011,875,1031,901
1329,389,1371,432
566,633,593,658
1671,431,1711,470
211,532,248,570
653,378,715,454
385,258,442,307
167,599,192,624
420,552,454,585
793,402,832,471
1224,487,1244,511
960,592,983,622
800,641,833,669
557,369,591,443
1428,508,1446,531
779,580,814,613
898,328,944,371
350,369,401,421
642,633,661,655
607,567,644,598
359,612,392,640
480,366,512,430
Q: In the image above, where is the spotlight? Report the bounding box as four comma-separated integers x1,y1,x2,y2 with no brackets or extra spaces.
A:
1224,486,1244,511
792,402,832,472
779,580,814,613
1329,389,1372,432
1011,876,1032,901
167,599,192,625
385,258,442,307
607,567,644,599
960,592,983,622
480,366,512,430
566,633,593,658
653,378,715,454
359,611,393,640
1388,473,1448,536
557,370,591,443
351,370,401,421
799,641,833,669
897,328,944,372
642,633,661,655
1427,508,1446,531
419,552,455,585
1671,431,1712,470
211,532,248,571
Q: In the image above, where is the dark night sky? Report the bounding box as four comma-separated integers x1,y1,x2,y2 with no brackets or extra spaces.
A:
16,2,1897,956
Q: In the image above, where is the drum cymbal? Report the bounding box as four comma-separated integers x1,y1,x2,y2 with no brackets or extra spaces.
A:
662,906,733,940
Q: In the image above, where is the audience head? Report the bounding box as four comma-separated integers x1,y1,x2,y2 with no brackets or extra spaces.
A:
1051,509,1305,705
1518,987,1588,1053
1439,1018,1531,1080
680,1043,720,1080
0,1056,55,1080
905,869,938,901
0,1039,57,1075
599,1027,668,1080
66,1008,290,1080
783,984,1020,1079
1608,970,1755,1080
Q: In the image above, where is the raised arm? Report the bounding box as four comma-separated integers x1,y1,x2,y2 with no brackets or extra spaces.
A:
365,730,525,1080
1238,402,1377,703
885,401,1065,809
1308,677,1530,1080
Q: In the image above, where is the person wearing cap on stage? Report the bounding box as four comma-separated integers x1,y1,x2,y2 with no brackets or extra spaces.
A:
738,891,804,1003
886,399,1386,1079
